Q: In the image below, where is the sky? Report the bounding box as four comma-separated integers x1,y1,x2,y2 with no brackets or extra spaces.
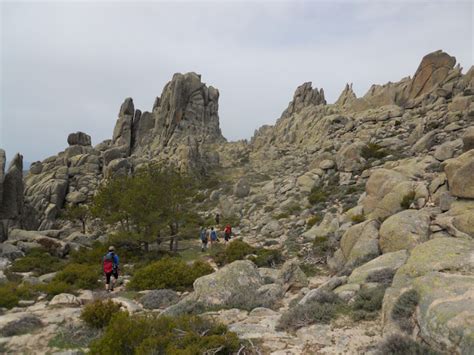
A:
0,0,473,163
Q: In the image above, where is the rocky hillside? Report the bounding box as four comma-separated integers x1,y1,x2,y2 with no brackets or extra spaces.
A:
0,50,473,354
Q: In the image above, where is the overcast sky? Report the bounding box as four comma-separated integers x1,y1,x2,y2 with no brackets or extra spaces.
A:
1,0,472,163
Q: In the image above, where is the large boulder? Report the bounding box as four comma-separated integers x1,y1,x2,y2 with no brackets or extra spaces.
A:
445,150,474,198
234,178,250,198
339,219,380,269
67,132,91,146
462,126,474,152
335,141,366,172
276,259,308,290
163,260,264,316
383,238,474,354
379,209,431,253
408,50,456,99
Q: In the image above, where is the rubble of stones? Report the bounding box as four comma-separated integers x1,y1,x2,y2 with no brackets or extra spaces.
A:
0,50,473,354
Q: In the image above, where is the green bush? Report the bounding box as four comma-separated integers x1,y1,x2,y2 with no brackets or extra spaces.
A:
89,312,240,354
391,289,419,333
361,143,387,160
48,324,100,350
53,263,101,290
36,280,73,297
127,258,214,291
211,240,255,266
10,248,65,276
306,215,322,228
366,268,396,285
313,236,331,255
0,283,36,309
250,249,284,267
400,191,416,210
300,263,320,277
376,334,441,355
81,299,123,329
351,214,366,224
308,186,328,205
274,212,290,220
70,243,109,265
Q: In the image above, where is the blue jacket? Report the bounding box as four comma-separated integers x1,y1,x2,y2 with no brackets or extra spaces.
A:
104,252,119,268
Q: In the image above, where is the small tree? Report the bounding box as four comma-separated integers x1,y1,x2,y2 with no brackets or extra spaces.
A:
62,204,89,233
91,165,198,252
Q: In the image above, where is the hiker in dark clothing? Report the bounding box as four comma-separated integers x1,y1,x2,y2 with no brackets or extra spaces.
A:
200,226,208,252
209,226,218,247
224,224,232,243
103,246,119,292
215,213,220,225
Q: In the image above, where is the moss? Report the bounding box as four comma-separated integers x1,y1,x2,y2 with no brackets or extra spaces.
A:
351,214,366,224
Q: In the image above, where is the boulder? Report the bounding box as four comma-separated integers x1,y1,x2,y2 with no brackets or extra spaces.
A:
0,243,24,260
65,191,86,204
67,132,91,146
347,250,408,285
276,259,309,290
379,209,431,253
140,289,180,309
340,219,380,268
234,178,250,198
433,139,462,161
462,126,474,152
336,141,366,172
444,150,474,198
448,95,473,112
49,293,81,307
163,260,264,315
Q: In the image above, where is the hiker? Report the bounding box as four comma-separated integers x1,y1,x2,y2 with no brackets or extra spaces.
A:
210,226,218,246
215,213,220,225
103,246,119,292
224,224,232,243
200,226,208,252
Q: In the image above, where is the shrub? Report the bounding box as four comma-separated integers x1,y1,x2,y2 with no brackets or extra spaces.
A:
277,299,343,331
361,143,387,160
400,191,416,209
308,186,328,205
306,215,322,228
264,205,274,213
300,263,320,277
0,283,36,309
313,236,331,255
127,257,214,291
250,249,284,267
391,289,419,333
70,243,109,265
88,312,240,354
351,214,366,224
36,280,72,297
211,240,255,266
81,299,123,329
274,212,290,220
376,334,441,355
0,315,42,337
48,324,100,350
353,286,386,312
10,248,65,276
53,263,100,290
366,268,396,285
0,283,20,309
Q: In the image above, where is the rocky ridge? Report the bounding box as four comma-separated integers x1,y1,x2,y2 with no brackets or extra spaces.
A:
1,50,473,354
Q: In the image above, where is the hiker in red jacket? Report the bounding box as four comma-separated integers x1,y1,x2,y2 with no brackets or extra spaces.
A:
103,246,119,292
224,224,232,244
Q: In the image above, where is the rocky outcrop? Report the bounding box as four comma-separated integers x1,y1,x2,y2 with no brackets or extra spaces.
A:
280,82,326,120
0,152,24,241
67,132,91,147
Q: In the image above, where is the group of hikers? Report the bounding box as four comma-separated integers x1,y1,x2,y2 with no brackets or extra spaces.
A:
199,223,232,251
101,214,233,291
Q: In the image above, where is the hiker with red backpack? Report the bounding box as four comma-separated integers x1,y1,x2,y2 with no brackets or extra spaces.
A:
224,224,232,243
103,246,119,292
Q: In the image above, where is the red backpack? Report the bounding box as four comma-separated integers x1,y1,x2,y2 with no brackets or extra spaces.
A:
103,253,114,273
225,225,232,234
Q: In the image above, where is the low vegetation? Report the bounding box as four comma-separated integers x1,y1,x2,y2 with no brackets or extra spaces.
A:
210,240,284,267
9,248,65,276
350,285,386,321
0,282,36,309
400,191,416,209
127,257,214,291
376,334,441,355
391,289,419,333
306,214,322,228
88,312,240,354
53,263,101,290
351,213,366,224
361,143,388,160
81,299,123,329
